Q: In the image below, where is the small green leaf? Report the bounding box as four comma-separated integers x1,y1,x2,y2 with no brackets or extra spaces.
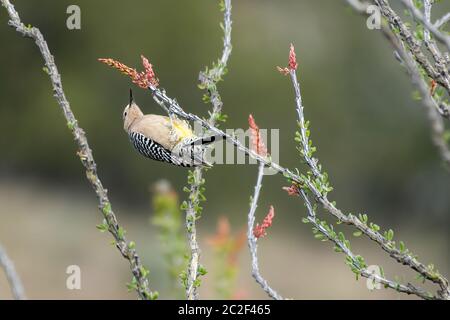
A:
198,265,208,276
149,291,159,300
180,201,188,210
314,233,325,240
117,226,126,239
102,202,112,216
399,241,405,253
96,223,108,232
386,229,394,241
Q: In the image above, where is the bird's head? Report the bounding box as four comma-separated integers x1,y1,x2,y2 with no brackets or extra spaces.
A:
123,89,144,131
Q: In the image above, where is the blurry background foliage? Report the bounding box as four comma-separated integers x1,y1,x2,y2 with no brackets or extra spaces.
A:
0,0,449,299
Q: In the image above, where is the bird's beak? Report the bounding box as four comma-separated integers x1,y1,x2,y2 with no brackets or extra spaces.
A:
129,88,134,105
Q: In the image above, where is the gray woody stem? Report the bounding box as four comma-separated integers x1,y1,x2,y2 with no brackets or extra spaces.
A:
289,52,441,299
0,244,26,300
399,0,450,51
435,12,450,29
0,0,156,300
372,0,450,107
247,162,284,300
344,0,450,167
289,68,321,178
290,58,448,300
299,191,432,299
184,0,232,300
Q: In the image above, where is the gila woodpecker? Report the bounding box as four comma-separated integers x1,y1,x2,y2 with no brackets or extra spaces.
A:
123,94,219,167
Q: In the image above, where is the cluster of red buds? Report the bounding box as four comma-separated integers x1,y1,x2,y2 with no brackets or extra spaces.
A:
282,184,300,196
253,206,275,239
98,55,159,88
277,43,298,75
248,114,268,157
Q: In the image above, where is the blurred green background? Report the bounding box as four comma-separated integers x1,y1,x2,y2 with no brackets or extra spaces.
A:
0,0,449,299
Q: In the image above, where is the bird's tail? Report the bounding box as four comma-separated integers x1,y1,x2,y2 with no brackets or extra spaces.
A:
186,134,225,147
178,148,213,168
174,134,224,167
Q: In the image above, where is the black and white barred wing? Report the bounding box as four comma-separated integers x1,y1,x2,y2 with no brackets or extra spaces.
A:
129,132,187,167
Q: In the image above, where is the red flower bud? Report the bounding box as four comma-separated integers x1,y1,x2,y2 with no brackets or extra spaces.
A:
253,206,275,239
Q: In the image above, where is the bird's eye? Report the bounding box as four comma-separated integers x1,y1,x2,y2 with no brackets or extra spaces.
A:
124,112,127,117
